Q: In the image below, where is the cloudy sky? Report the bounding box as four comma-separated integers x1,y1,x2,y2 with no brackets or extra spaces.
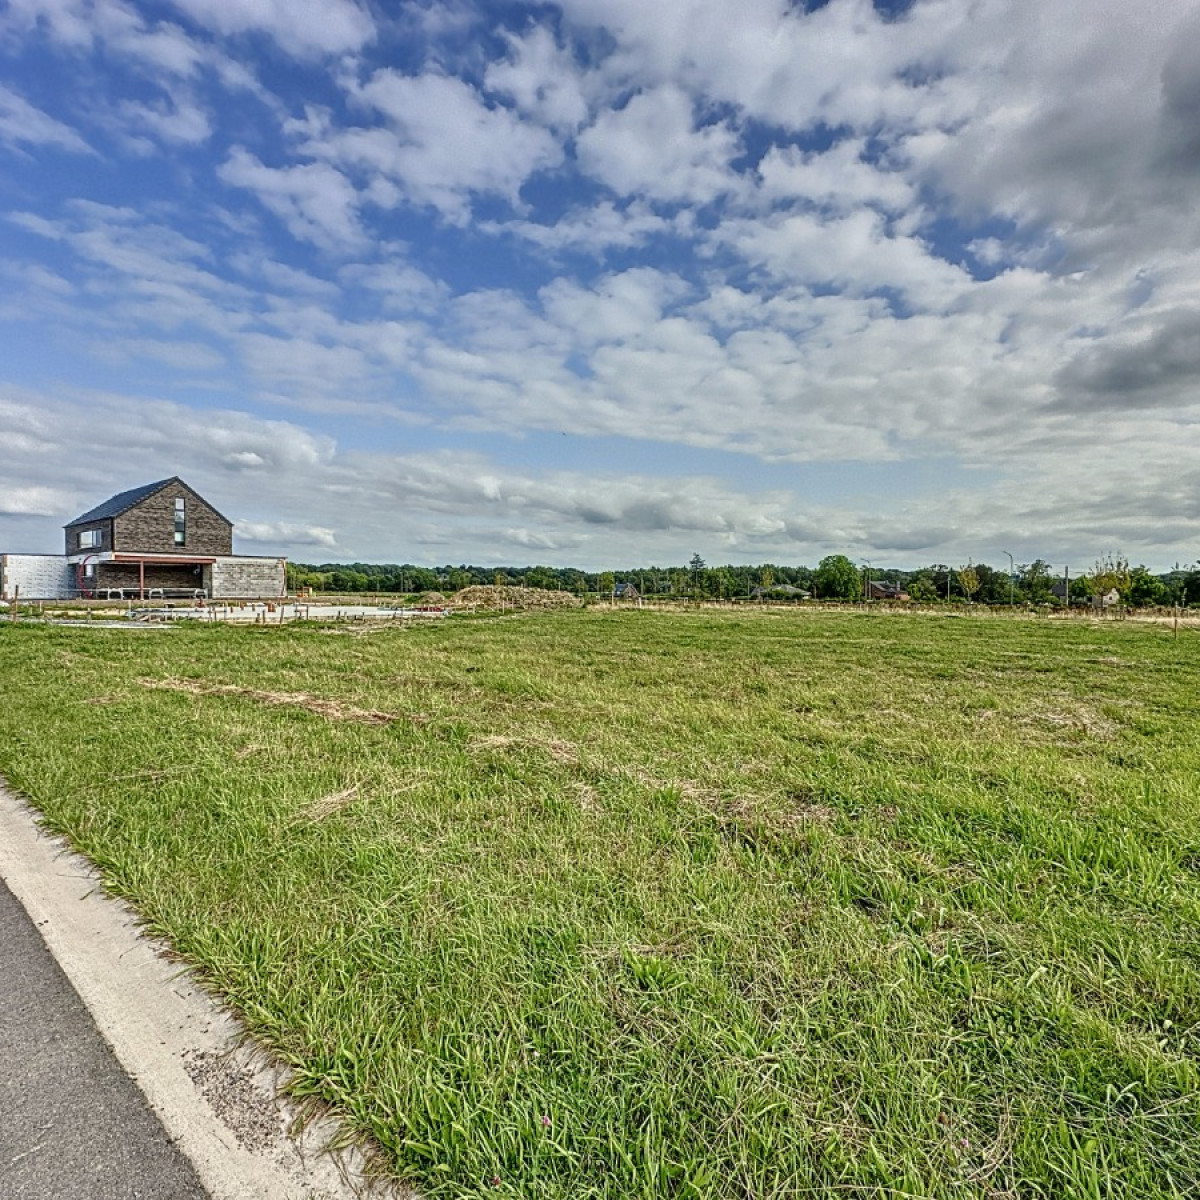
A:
1,0,1199,571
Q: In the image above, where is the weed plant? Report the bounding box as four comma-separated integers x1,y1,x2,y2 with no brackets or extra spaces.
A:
1,610,1198,1197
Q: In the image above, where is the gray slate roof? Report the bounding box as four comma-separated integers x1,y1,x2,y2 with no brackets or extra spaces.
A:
65,478,176,527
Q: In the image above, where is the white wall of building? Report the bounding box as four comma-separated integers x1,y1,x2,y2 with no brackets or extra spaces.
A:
0,554,75,600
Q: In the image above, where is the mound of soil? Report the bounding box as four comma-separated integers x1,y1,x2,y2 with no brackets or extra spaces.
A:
449,585,582,612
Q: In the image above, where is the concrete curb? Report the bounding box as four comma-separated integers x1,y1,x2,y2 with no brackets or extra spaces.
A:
0,785,413,1200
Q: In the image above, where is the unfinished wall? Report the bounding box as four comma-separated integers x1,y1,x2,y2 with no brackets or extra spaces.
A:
0,555,75,600
211,556,285,599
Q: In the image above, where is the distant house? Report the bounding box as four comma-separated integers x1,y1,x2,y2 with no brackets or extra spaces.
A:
613,581,641,600
67,477,232,559
867,581,910,601
1091,587,1121,610
1,477,286,601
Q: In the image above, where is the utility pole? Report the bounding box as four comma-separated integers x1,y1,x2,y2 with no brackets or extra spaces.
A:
1004,551,1015,607
862,560,872,604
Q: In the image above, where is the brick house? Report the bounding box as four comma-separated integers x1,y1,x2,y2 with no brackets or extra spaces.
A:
56,477,285,600
867,581,911,601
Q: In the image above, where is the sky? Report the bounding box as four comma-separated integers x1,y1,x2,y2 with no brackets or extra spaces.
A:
1,0,1199,572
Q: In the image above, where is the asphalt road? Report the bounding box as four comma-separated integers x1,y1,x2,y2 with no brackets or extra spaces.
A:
0,874,210,1200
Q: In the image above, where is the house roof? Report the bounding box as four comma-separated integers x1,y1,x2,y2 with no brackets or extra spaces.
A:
66,479,175,526
66,477,231,527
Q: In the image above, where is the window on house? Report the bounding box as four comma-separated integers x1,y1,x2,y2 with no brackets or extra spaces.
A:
174,498,186,545
78,529,100,549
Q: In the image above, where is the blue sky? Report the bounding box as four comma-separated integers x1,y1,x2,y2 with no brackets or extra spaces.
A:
2,0,1199,571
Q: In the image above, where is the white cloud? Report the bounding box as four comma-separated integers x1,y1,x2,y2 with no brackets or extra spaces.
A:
117,95,211,144
3,1,207,74
483,200,676,255
557,0,951,133
0,484,72,516
576,84,741,203
164,0,374,58
314,71,564,222
0,84,92,153
754,139,915,214
337,259,447,313
718,208,971,312
484,25,590,133
91,338,226,371
2,385,1199,569
219,148,364,248
238,520,337,548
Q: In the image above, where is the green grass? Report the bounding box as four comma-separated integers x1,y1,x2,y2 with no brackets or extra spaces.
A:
1,609,1198,1198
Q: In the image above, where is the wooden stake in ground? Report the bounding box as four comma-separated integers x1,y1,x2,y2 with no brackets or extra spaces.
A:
10,584,18,623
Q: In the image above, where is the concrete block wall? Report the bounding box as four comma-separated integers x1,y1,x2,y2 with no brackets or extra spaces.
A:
211,557,285,599
0,555,75,600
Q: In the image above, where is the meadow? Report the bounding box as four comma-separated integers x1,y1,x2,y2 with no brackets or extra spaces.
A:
0,609,1197,1198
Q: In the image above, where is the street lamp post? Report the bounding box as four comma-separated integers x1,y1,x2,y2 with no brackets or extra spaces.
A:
1004,551,1015,607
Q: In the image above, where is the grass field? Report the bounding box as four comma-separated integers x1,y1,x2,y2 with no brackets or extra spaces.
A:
1,609,1198,1198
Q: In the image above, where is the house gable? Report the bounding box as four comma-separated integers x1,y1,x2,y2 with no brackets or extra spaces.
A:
65,477,233,557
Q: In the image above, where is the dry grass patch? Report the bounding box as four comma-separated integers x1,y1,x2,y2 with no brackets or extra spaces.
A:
1023,695,1120,739
300,784,361,823
140,677,415,726
469,731,581,766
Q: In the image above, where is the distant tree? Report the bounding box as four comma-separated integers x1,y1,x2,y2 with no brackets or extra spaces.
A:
1087,554,1131,600
1127,566,1168,607
406,567,439,592
958,562,980,603
907,570,938,603
761,566,774,590
330,568,369,592
1020,559,1055,604
598,571,615,598
447,568,471,591
561,568,586,595
971,563,1005,604
813,554,861,601
525,566,557,590
1183,568,1200,606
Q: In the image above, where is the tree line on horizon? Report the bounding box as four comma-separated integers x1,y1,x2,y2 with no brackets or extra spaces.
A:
286,553,1200,607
